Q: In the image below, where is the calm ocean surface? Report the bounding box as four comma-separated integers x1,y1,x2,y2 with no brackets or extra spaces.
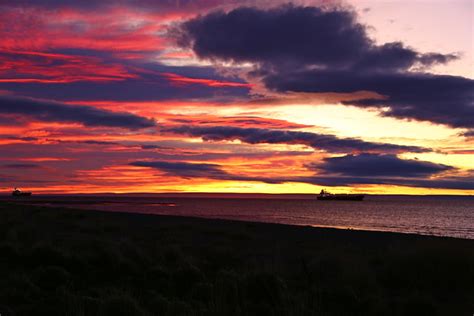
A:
5,195,474,239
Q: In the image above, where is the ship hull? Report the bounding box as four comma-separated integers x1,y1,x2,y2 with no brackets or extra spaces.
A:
12,192,32,197
317,194,364,201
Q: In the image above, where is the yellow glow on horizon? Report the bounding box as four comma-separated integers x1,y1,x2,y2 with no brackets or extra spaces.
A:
267,104,458,142
401,152,474,170
12,180,472,196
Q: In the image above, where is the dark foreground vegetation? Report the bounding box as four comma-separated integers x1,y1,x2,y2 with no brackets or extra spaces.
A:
0,203,473,316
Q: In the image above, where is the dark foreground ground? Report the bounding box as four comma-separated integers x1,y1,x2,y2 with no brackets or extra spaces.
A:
0,203,472,316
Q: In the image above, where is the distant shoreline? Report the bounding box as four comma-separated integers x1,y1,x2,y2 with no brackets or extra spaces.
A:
1,192,473,199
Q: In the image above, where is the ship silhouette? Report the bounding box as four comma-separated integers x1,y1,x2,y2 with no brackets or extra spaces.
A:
12,187,32,197
317,189,364,201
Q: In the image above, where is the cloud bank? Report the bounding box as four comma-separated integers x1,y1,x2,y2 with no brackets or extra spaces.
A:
129,160,283,183
130,155,474,190
313,153,453,177
176,5,473,132
0,95,156,129
164,125,429,153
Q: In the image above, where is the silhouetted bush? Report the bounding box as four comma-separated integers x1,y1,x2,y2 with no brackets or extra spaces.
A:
0,304,15,316
33,265,70,291
173,264,204,296
190,282,213,302
101,295,145,316
166,299,193,316
146,265,171,292
27,244,70,267
146,291,169,315
244,272,287,305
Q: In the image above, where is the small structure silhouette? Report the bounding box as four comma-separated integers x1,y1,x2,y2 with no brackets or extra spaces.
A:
12,187,32,197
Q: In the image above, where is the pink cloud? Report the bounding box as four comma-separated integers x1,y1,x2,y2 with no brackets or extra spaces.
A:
162,72,252,88
0,7,169,53
0,50,136,83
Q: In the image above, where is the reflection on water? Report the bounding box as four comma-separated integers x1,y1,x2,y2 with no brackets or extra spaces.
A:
5,195,474,239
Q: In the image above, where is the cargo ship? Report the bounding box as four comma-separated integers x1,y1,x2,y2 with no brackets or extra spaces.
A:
12,187,32,197
317,189,364,201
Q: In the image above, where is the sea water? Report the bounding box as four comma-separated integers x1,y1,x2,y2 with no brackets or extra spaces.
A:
5,195,474,239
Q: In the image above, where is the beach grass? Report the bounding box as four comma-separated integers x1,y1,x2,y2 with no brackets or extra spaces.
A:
0,202,473,316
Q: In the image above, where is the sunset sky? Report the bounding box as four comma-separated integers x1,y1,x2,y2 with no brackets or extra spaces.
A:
0,0,473,194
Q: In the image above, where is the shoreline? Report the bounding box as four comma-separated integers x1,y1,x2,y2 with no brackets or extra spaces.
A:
52,203,472,241
5,199,474,240
45,205,474,241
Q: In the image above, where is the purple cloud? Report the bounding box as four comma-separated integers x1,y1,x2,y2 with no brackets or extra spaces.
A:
163,125,429,153
0,95,156,129
176,5,472,131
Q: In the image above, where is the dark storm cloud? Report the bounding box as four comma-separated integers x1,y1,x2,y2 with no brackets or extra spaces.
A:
313,153,453,177
79,140,121,146
176,5,473,130
0,79,247,103
0,115,27,127
0,62,250,102
177,6,453,69
2,163,41,169
0,95,156,129
2,136,39,142
303,153,472,189
307,175,474,190
164,125,429,153
461,130,474,137
265,70,474,130
130,160,230,178
130,158,474,190
141,145,168,150
129,160,283,183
